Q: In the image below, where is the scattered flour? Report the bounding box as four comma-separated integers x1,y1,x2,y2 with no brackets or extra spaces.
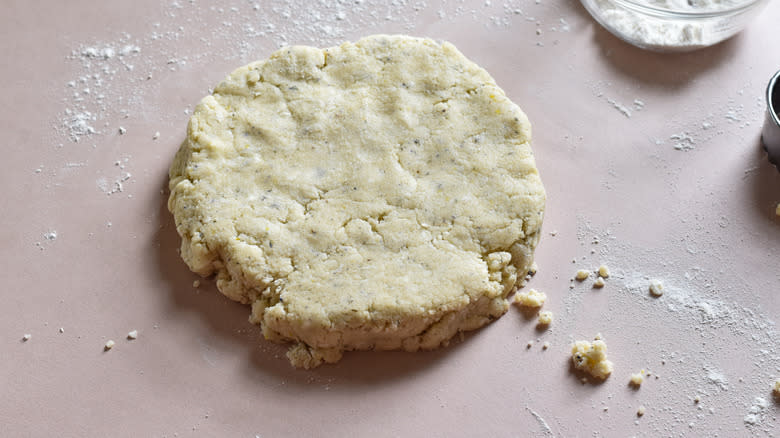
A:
607,98,632,118
563,219,778,435
526,407,554,436
704,366,730,391
62,110,96,142
670,132,695,151
41,3,777,433
743,396,769,426
51,0,581,209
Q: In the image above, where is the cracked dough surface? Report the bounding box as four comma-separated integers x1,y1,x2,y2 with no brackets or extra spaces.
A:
168,35,546,368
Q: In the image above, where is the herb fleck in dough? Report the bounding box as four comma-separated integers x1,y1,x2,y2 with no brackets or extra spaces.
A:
168,35,546,368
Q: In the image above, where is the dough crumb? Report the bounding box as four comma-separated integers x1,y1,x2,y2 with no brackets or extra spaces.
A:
193,280,201,288
286,343,341,370
571,337,613,379
528,262,538,276
127,330,138,340
649,280,664,297
542,341,550,350
58,327,65,333
773,379,780,398
593,277,605,288
637,406,646,417
104,340,115,351
537,311,553,326
597,265,610,278
776,203,780,216
118,126,126,135
575,269,590,281
629,371,644,387
22,334,31,342
527,340,534,349
694,395,701,403
514,289,547,308
153,131,160,140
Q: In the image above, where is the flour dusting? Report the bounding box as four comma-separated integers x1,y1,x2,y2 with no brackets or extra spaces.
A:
670,132,695,151
743,396,769,426
560,218,779,436
526,407,554,436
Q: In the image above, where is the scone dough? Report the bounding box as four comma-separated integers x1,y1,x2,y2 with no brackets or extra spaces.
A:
168,35,546,368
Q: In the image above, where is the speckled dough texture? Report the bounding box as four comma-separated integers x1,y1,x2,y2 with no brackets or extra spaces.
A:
168,35,546,368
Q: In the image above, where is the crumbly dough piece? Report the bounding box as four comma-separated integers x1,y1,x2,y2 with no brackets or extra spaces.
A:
575,269,590,281
773,379,780,398
649,279,664,297
597,265,609,278
514,289,547,308
537,311,553,325
629,371,644,387
571,337,614,379
168,35,546,368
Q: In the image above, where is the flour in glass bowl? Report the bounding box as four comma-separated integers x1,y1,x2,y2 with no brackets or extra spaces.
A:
586,0,760,51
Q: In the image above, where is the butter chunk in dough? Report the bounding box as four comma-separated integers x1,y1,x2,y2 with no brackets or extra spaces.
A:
168,35,546,368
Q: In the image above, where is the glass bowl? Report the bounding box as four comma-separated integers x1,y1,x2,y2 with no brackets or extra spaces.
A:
579,0,769,52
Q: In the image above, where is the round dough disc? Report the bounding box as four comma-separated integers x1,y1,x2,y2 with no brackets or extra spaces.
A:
168,35,546,368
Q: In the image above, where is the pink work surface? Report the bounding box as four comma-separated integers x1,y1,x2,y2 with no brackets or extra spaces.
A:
2,1,779,436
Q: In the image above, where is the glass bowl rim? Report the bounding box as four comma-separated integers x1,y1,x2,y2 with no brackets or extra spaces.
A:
608,0,763,18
